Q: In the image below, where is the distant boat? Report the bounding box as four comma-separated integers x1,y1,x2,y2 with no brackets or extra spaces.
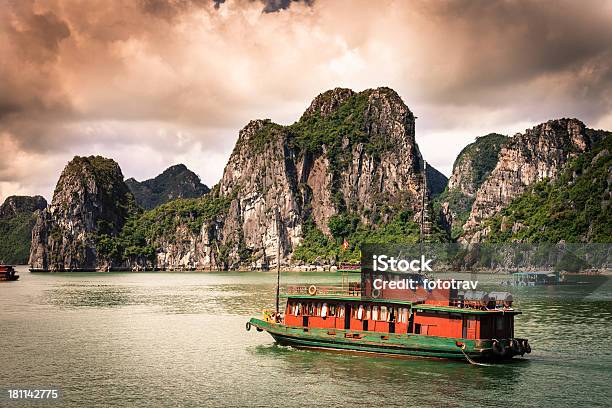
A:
0,264,19,281
337,263,361,273
507,271,561,286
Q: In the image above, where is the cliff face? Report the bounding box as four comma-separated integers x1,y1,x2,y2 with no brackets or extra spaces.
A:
126,164,209,209
461,119,601,242
83,87,437,271
447,134,508,197
425,163,448,198
214,87,427,268
485,132,612,243
436,133,508,238
0,195,47,218
29,156,135,271
0,195,47,264
28,87,433,271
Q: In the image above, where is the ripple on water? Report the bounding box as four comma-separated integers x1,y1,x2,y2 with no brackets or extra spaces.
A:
1,270,610,407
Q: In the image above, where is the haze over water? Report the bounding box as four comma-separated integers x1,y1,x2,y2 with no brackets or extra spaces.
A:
1,267,611,407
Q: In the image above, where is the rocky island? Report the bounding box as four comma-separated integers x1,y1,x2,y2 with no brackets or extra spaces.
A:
26,88,611,272
126,164,210,210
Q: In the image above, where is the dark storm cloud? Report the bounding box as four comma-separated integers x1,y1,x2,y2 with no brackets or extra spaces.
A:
6,7,71,63
141,0,313,15
0,0,610,199
407,0,612,104
141,0,212,19
261,0,314,13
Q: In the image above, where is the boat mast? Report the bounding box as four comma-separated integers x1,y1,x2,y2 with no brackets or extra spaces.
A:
275,208,281,315
420,159,427,254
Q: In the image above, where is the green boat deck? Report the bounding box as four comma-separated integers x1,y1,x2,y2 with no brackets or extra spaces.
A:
248,318,503,360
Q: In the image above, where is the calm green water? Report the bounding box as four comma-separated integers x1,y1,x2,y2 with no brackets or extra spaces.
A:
1,267,611,407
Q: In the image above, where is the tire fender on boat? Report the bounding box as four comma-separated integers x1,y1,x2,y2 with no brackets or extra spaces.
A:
246,321,251,331
511,339,521,355
522,339,531,354
492,339,504,355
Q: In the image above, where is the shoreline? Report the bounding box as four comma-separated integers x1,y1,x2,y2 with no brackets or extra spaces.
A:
23,266,612,275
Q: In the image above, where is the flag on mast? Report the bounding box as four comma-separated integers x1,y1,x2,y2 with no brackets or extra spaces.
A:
342,238,349,251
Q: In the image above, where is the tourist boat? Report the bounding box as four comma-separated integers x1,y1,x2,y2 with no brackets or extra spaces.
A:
247,163,531,362
247,277,531,362
0,264,19,281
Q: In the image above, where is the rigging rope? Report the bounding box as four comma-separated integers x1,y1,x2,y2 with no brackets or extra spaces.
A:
458,344,493,367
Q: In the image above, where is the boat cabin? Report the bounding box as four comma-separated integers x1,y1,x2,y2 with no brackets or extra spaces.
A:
283,295,517,340
512,271,560,286
0,264,19,281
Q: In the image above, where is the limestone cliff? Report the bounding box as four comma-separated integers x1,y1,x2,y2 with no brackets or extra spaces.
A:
425,163,448,198
461,119,602,242
95,87,439,271
435,133,508,238
29,156,135,271
214,87,429,268
126,164,209,209
26,87,448,271
485,132,612,243
0,195,47,264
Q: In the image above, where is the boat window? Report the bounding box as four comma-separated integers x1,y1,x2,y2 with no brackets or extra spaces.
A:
321,303,328,318
290,302,299,316
338,305,345,318
357,304,364,320
372,306,379,320
380,306,388,321
365,306,371,320
351,305,359,319
401,308,409,323
307,303,314,316
328,304,336,317
496,316,503,331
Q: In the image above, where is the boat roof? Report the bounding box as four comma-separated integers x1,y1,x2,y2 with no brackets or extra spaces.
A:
284,294,520,315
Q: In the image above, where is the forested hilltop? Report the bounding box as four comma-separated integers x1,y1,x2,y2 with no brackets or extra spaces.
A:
0,196,46,264
486,133,611,243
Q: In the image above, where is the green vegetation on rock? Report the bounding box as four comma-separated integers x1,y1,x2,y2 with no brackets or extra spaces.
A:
486,133,612,243
452,133,508,190
0,212,37,264
96,189,232,264
288,91,371,155
126,164,210,210
434,189,474,239
434,133,508,239
293,210,447,264
247,90,389,171
0,196,46,264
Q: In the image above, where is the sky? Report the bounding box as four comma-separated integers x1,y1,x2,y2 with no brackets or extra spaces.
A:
1,0,612,202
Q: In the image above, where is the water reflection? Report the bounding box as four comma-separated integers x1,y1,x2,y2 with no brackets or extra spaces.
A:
251,343,532,406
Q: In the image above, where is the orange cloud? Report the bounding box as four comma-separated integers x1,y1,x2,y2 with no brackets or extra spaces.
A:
1,0,611,200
